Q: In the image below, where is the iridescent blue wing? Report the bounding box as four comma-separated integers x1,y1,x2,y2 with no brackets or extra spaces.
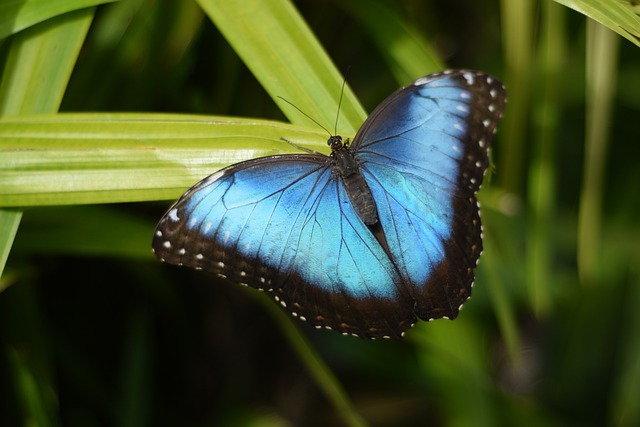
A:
351,70,506,321
153,155,416,338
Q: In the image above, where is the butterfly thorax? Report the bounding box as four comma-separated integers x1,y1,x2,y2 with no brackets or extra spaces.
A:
328,135,378,226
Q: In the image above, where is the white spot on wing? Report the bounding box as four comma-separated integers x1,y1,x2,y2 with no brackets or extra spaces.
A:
168,209,179,222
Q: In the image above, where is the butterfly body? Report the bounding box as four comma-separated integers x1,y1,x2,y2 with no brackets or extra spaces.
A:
329,136,378,225
153,70,506,339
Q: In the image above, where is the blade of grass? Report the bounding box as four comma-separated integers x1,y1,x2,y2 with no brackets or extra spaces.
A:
0,10,92,114
526,0,567,317
481,225,521,366
499,0,536,194
578,21,619,284
0,0,115,40
0,211,21,282
553,0,640,47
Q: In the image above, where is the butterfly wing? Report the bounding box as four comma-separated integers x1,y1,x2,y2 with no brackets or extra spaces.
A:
153,155,416,338
352,70,506,321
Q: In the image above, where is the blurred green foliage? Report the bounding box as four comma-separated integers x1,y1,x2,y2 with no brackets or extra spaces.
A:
1,0,640,426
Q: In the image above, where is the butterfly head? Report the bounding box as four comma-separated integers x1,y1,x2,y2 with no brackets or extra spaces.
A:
327,135,350,151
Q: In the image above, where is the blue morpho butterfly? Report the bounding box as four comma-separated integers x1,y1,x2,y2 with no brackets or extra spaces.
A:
153,70,506,339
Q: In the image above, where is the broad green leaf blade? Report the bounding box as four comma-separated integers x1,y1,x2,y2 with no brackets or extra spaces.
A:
554,0,640,47
0,9,93,114
197,0,366,133
0,8,94,280
0,113,327,207
0,0,113,41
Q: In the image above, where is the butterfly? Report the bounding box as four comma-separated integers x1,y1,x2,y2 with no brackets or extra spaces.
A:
153,69,506,339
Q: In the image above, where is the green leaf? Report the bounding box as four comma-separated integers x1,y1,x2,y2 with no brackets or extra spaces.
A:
0,0,114,40
554,0,640,47
0,113,327,206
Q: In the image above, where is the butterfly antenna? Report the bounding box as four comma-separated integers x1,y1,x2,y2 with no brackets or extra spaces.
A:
334,77,348,136
277,96,333,137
